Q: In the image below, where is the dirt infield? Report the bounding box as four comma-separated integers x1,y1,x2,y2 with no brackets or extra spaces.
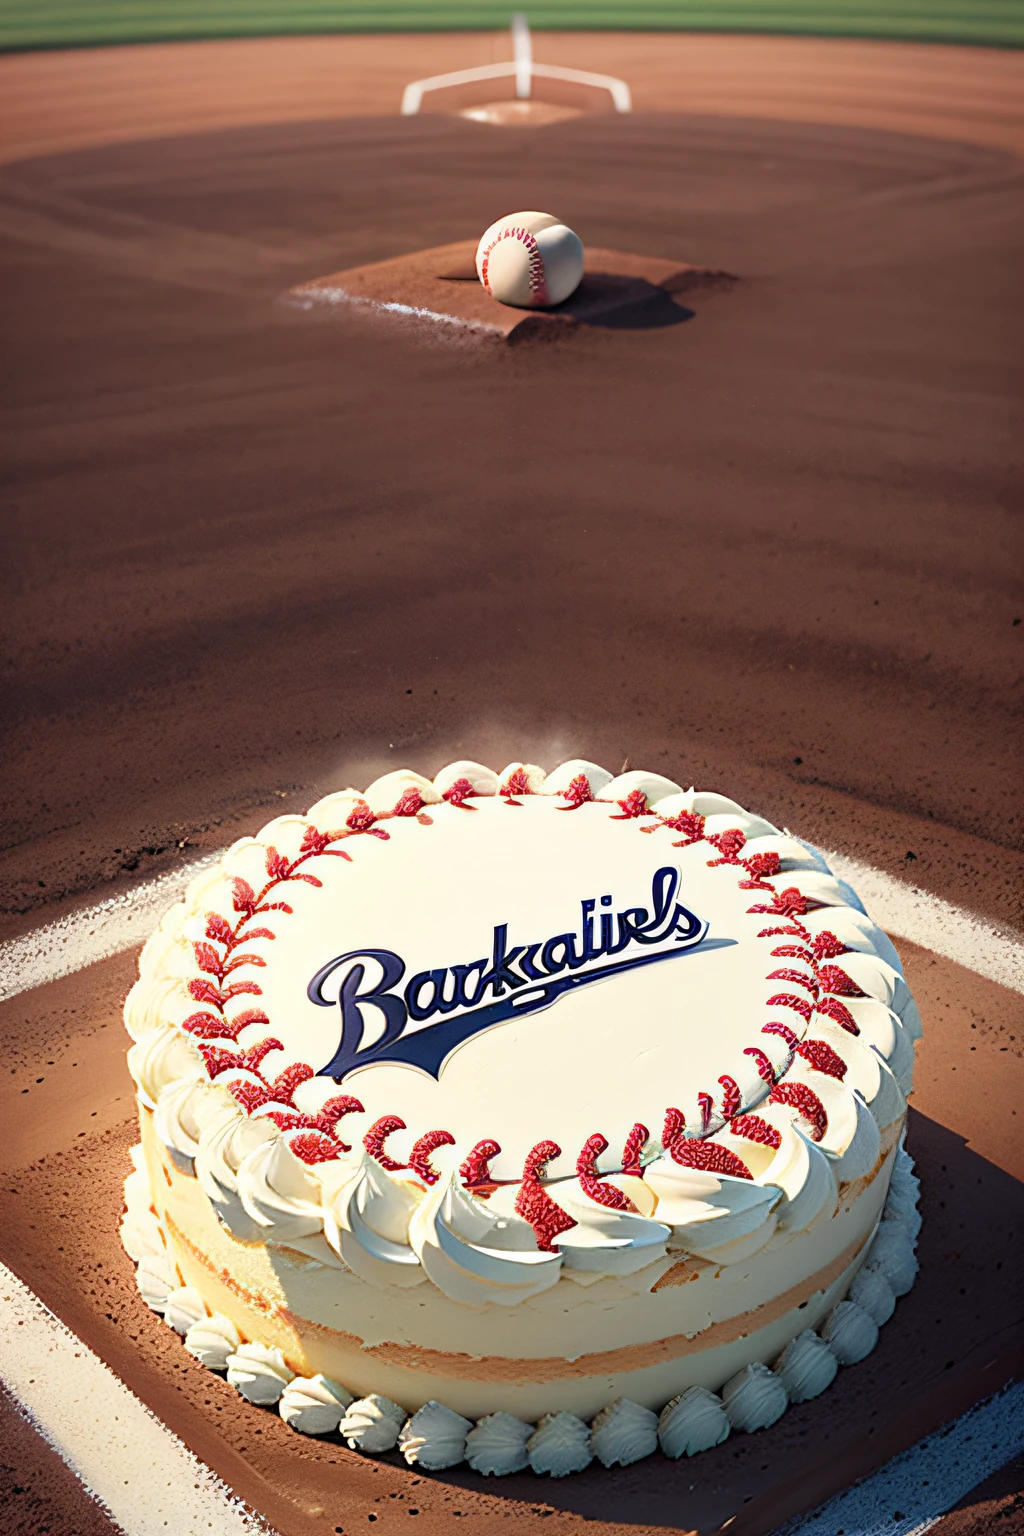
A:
2,32,1024,165
0,29,1022,1535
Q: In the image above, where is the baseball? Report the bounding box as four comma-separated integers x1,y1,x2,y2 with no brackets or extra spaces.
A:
475,210,584,308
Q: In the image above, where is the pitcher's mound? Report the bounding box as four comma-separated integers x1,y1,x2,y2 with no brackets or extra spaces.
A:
287,240,735,343
460,100,584,126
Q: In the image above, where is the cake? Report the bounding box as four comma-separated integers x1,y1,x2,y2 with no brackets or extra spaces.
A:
121,759,923,1474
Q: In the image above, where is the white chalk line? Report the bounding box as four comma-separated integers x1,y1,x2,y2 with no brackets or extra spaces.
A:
0,1260,274,1536
778,1376,1024,1536
284,285,500,334
1,844,1020,1006
1,852,220,1005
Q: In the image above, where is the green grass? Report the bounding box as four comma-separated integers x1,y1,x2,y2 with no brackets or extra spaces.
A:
2,0,1020,52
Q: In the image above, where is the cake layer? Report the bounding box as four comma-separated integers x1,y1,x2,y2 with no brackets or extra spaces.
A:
142,1108,898,1419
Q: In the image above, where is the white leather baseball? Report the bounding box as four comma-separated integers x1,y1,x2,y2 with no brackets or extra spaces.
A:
475,210,584,309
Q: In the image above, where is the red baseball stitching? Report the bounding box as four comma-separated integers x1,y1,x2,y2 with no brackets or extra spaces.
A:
480,226,549,305
176,775,862,1206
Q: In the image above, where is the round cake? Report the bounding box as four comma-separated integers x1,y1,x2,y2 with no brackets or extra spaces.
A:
121,759,923,1473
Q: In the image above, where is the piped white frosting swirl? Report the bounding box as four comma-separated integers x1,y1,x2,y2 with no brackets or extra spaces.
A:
589,1398,659,1467
774,1329,838,1402
162,1285,207,1336
465,1412,534,1475
135,1250,179,1313
339,1394,407,1452
821,1299,879,1364
184,1313,240,1370
527,1412,593,1477
279,1375,353,1435
398,1401,473,1469
721,1362,789,1432
226,1343,294,1405
658,1387,730,1458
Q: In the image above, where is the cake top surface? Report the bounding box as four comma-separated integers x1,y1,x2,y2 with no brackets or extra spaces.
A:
126,758,917,1289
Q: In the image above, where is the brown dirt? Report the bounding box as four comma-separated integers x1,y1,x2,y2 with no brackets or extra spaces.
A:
1,102,1021,937
929,1451,1024,1535
0,936,1020,1536
0,31,1022,1533
2,35,1023,165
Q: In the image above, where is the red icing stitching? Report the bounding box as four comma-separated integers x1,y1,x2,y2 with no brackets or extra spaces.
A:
795,1038,848,1080
718,1075,741,1121
459,1139,502,1198
743,1045,777,1085
556,773,594,810
500,768,533,800
175,781,877,1190
813,930,848,961
514,1142,577,1251
621,1122,650,1178
706,829,747,866
663,1107,686,1153
670,1138,752,1179
408,1130,457,1185
767,992,814,1023
577,1134,631,1210
666,809,706,845
442,777,478,808
769,1081,828,1141
816,964,865,997
729,1114,782,1149
611,789,652,819
364,1115,408,1172
286,1130,342,1164
345,801,390,840
817,996,861,1034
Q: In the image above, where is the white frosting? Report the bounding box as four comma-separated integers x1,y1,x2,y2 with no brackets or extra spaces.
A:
527,1412,593,1477
589,1398,659,1467
866,1219,919,1296
409,1173,562,1303
465,1412,533,1475
183,1313,240,1370
551,1187,670,1275
340,1394,407,1452
128,1023,205,1111
323,1154,426,1288
721,1362,789,1432
195,1110,278,1240
398,1401,472,1469
237,1134,325,1241
135,1250,179,1313
644,1160,779,1261
162,1285,208,1336
279,1374,354,1435
124,760,921,1305
658,1387,730,1457
120,1147,165,1261
821,1299,879,1364
154,1077,238,1174
773,1329,838,1402
848,1262,896,1325
226,1342,294,1405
